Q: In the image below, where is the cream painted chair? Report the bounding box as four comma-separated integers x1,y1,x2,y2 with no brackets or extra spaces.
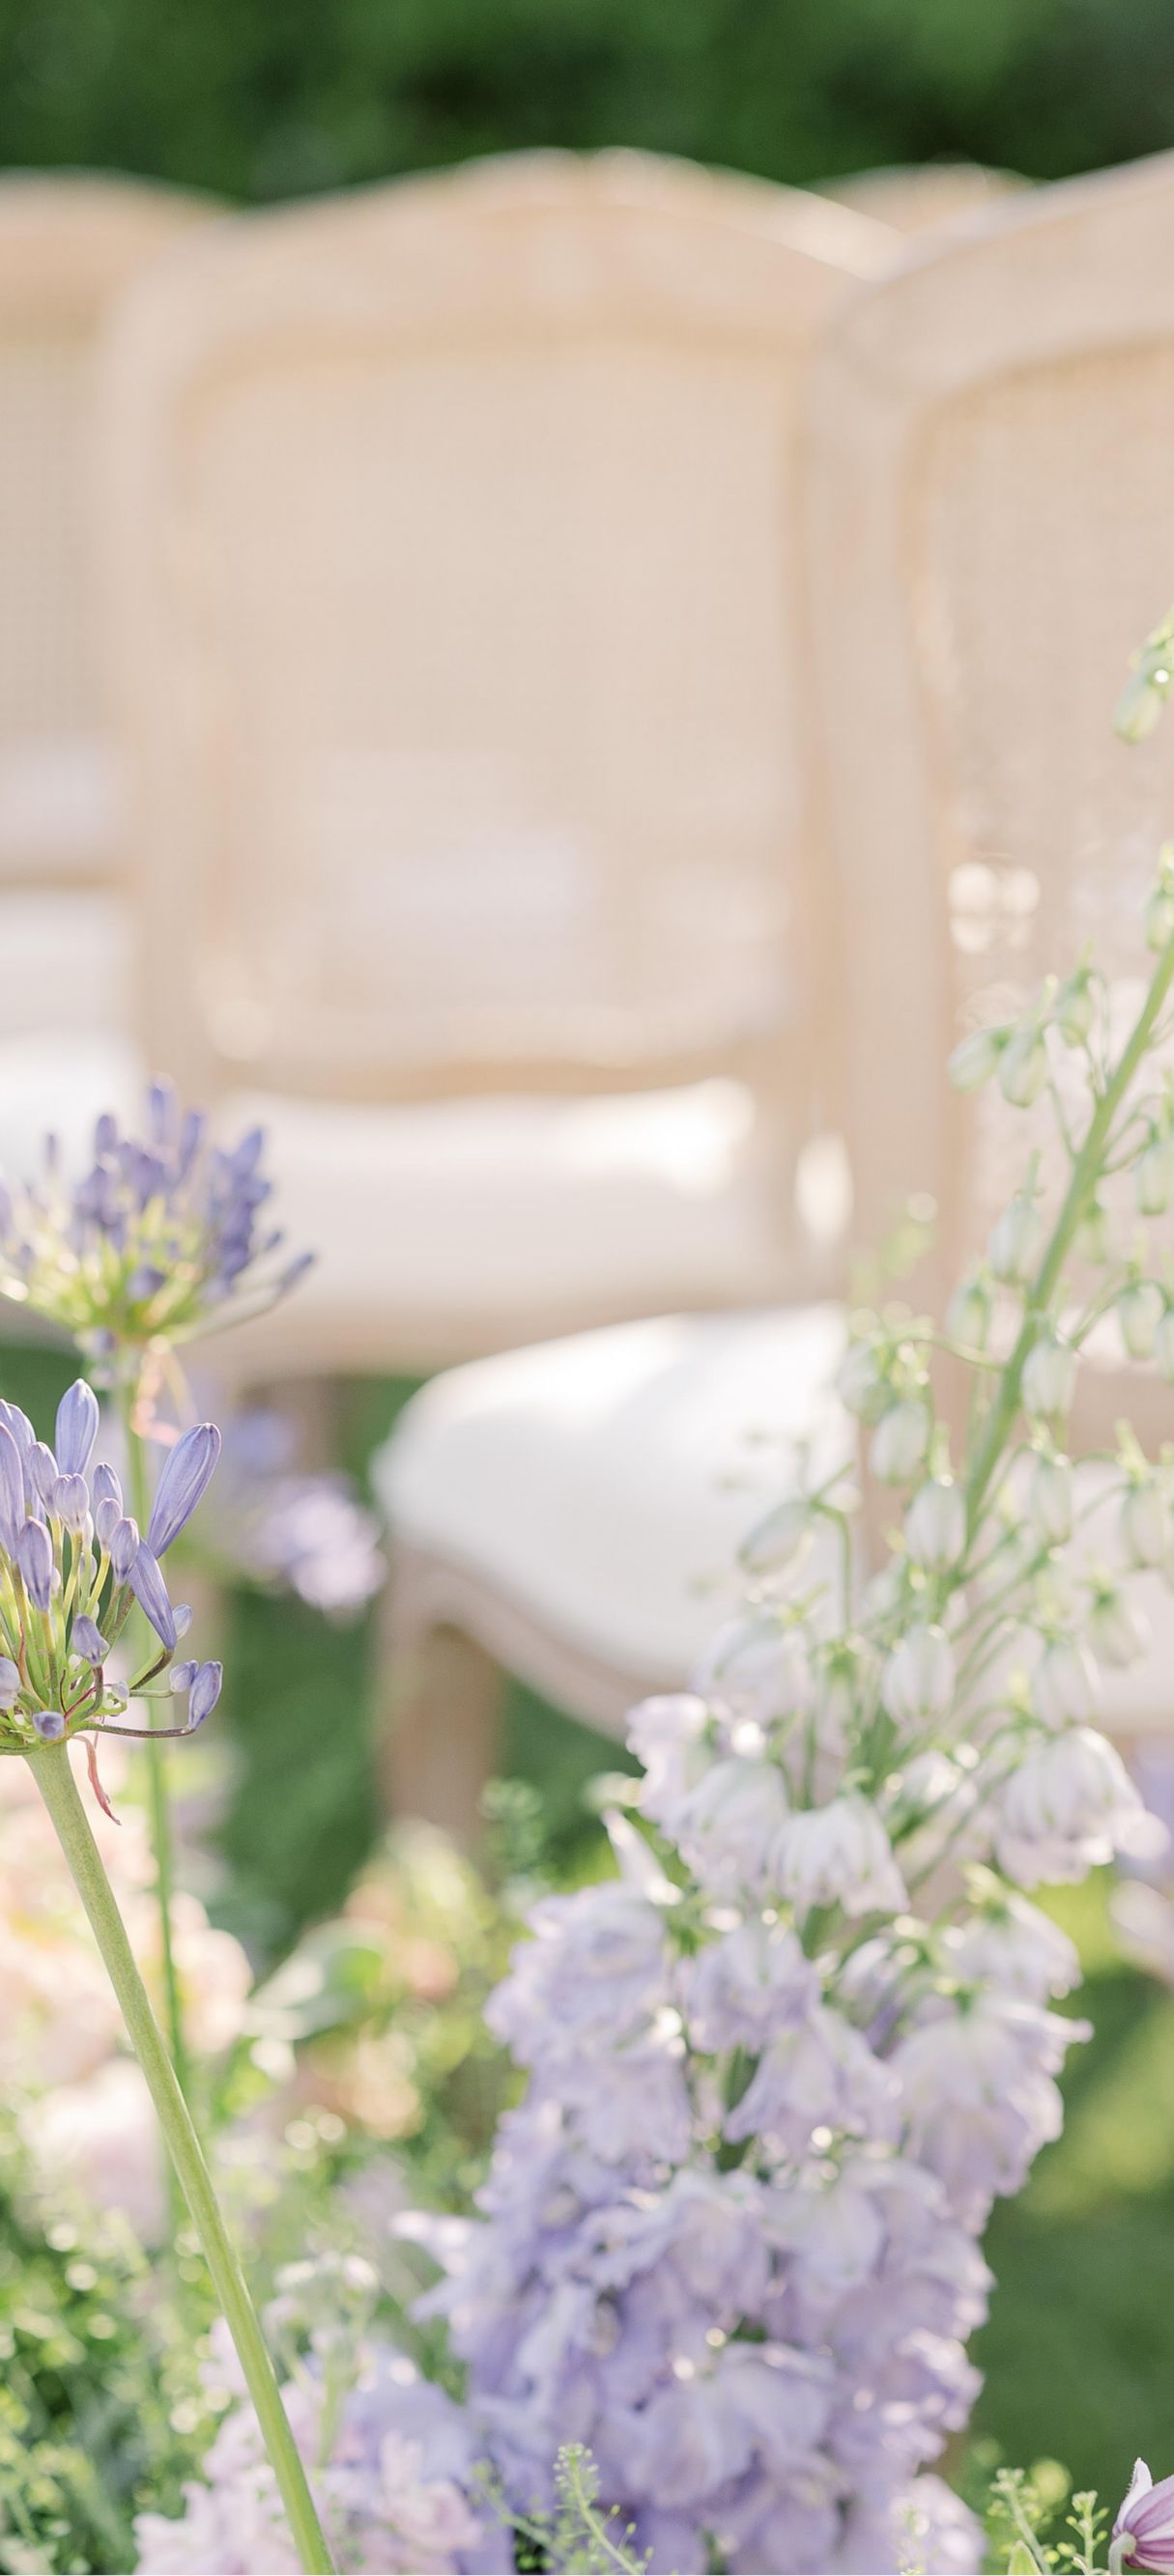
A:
375,150,1174,1830
0,177,210,1055
822,162,1025,234
98,152,892,1380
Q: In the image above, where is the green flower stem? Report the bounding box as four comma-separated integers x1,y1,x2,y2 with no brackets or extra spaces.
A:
963,924,1174,1543
121,1395,188,2098
29,1738,336,2576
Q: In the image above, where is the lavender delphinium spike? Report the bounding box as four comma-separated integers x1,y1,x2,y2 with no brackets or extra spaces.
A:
0,1082,313,1371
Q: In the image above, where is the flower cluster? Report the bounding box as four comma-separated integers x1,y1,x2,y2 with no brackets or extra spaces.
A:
0,1080,311,1367
135,2305,509,2576
0,1376,222,1760
394,875,1174,2572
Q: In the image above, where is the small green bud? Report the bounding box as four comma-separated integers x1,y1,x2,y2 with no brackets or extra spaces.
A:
997,1024,1047,1109
948,1026,1006,1091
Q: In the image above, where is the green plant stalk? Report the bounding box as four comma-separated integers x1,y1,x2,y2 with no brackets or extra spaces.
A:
29,1738,336,2576
120,1390,188,2098
963,923,1174,1543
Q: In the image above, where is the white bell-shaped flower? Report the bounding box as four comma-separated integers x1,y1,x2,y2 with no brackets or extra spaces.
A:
1028,1454,1074,1547
774,1793,907,1917
904,1477,966,1572
1119,1279,1165,1361
1020,1331,1076,1423
988,1194,1044,1286
1032,1637,1100,1729
997,1024,1047,1108
870,1400,930,1486
1121,1481,1172,1570
883,1625,956,1728
1088,1581,1151,1669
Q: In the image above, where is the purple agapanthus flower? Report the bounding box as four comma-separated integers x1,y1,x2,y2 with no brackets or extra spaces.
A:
0,1079,313,1365
0,1376,220,1775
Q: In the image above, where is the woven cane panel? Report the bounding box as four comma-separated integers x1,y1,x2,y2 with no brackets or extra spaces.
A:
176,336,800,1086
918,344,1174,1263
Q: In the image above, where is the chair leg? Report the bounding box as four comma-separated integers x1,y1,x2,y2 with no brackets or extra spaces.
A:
381,1583,505,1848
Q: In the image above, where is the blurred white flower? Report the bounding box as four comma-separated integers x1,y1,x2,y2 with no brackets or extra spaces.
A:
774,1794,906,1916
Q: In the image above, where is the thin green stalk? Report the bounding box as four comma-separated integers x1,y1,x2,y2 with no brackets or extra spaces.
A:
963,926,1174,1543
29,1739,336,2576
120,1389,188,2098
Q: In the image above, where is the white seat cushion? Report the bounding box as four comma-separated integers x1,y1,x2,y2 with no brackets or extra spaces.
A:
374,1305,852,1686
223,1079,792,1369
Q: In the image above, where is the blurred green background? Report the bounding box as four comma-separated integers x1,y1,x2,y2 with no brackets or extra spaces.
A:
3,0,1174,204
5,0,1174,2521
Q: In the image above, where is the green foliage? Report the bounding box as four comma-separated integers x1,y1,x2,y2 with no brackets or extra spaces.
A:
0,2127,214,2574
0,0,1172,207
485,2442,651,2574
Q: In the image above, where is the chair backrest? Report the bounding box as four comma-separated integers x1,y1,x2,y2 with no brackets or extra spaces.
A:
102,151,891,1115
0,175,211,887
805,150,1174,1309
823,163,1026,236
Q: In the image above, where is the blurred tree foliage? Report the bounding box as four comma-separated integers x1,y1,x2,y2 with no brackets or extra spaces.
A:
1,0,1173,203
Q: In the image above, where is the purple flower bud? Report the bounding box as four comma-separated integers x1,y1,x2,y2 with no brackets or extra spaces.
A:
0,1657,18,1706
92,1463,123,1546
16,1517,53,1611
187,1660,222,1729
129,1542,177,1650
0,1400,33,1455
147,1077,177,1146
279,1250,316,1294
168,1658,199,1693
0,1423,24,1555
27,1443,58,1508
127,1264,166,1300
146,1423,221,1557
176,1108,206,1181
51,1474,89,1533
55,1381,99,1476
173,1602,193,1636
109,1515,140,1581
229,1126,266,1180
94,1111,119,1156
72,1616,108,1663
32,1708,65,1740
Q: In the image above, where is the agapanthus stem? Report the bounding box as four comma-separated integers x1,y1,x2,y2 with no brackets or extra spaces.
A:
122,1397,188,2096
964,922,1174,1543
29,1739,336,2576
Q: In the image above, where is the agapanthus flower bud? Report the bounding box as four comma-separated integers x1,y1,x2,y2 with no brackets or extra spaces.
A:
129,1542,177,1651
1112,2458,1174,2571
883,1625,955,1726
870,1399,930,1486
173,1602,193,1637
1028,1454,1074,1546
146,1423,222,1557
187,1660,223,1727
32,1708,66,1740
54,1379,99,1477
0,1422,24,1555
27,1442,57,1507
1137,1138,1174,1218
1120,1279,1165,1361
51,1473,89,1533
169,1658,199,1693
904,1477,966,1572
0,1400,33,1454
1020,1331,1076,1422
109,1515,139,1581
1122,1481,1172,1570
16,1515,52,1610
71,1616,108,1663
1033,1638,1100,1728
946,1275,991,1351
948,1026,1005,1091
988,1193,1043,1285
0,1656,19,1705
997,1023,1047,1108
